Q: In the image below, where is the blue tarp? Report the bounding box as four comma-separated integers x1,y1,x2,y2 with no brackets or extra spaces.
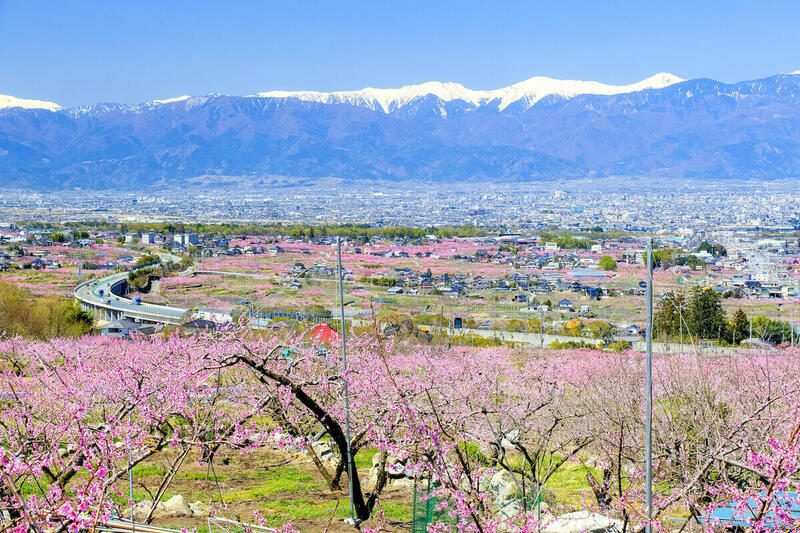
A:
700,491,800,529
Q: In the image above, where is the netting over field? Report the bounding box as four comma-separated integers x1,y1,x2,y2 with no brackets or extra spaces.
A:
412,475,542,532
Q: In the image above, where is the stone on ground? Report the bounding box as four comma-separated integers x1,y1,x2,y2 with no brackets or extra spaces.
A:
153,494,192,518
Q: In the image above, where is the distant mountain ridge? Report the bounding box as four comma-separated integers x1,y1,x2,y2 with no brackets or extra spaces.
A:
254,72,685,112
1,72,800,190
0,73,685,112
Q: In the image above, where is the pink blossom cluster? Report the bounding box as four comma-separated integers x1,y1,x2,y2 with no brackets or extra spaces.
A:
1,329,799,531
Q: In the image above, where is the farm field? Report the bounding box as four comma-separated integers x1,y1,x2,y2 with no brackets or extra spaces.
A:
3,236,798,341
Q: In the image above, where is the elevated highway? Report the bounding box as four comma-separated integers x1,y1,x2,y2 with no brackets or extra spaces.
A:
74,272,188,325
74,254,189,326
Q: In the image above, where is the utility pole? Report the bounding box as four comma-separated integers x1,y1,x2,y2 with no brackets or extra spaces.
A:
645,238,654,533
337,237,357,526
539,310,544,349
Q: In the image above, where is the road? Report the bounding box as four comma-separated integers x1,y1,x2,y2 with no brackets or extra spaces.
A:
419,324,737,354
74,252,189,325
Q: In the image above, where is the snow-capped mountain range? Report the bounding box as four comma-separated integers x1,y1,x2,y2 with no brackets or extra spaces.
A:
254,72,685,112
1,73,684,112
2,71,800,189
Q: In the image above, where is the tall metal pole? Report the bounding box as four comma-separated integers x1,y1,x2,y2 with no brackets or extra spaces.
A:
645,238,654,533
539,310,544,349
128,412,134,525
337,237,356,524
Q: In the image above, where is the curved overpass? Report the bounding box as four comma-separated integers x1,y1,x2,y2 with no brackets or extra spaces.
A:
74,257,189,326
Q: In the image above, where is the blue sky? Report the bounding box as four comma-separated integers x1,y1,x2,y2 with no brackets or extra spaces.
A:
2,0,799,107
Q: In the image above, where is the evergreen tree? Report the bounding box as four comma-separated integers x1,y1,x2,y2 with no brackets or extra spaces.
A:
730,308,749,344
750,316,794,343
688,287,728,341
655,291,685,338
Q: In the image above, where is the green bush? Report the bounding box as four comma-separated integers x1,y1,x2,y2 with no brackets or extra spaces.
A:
598,255,617,271
606,340,631,352
458,442,492,467
0,281,94,339
549,340,602,350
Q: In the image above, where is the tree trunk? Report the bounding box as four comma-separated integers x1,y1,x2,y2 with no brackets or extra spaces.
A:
237,354,375,520
144,446,190,523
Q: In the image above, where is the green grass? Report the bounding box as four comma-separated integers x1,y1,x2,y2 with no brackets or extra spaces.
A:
354,446,378,469
542,460,599,505
379,501,414,522
223,466,323,502
132,463,167,477
491,455,599,506
258,498,412,527
176,468,288,482
259,498,348,526
136,450,408,527
20,479,49,497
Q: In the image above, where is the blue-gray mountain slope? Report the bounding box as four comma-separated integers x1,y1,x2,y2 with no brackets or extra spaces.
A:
1,74,799,189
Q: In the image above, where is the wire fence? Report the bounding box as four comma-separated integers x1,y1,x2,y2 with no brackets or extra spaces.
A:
411,475,542,532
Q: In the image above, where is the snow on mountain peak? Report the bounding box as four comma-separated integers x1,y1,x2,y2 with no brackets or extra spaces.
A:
148,95,191,105
490,72,685,109
0,94,61,111
254,73,685,112
257,81,484,113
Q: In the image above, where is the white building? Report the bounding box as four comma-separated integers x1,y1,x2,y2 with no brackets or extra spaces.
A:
174,233,200,246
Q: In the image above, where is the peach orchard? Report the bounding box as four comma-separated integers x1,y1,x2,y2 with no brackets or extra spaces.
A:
1,328,799,532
